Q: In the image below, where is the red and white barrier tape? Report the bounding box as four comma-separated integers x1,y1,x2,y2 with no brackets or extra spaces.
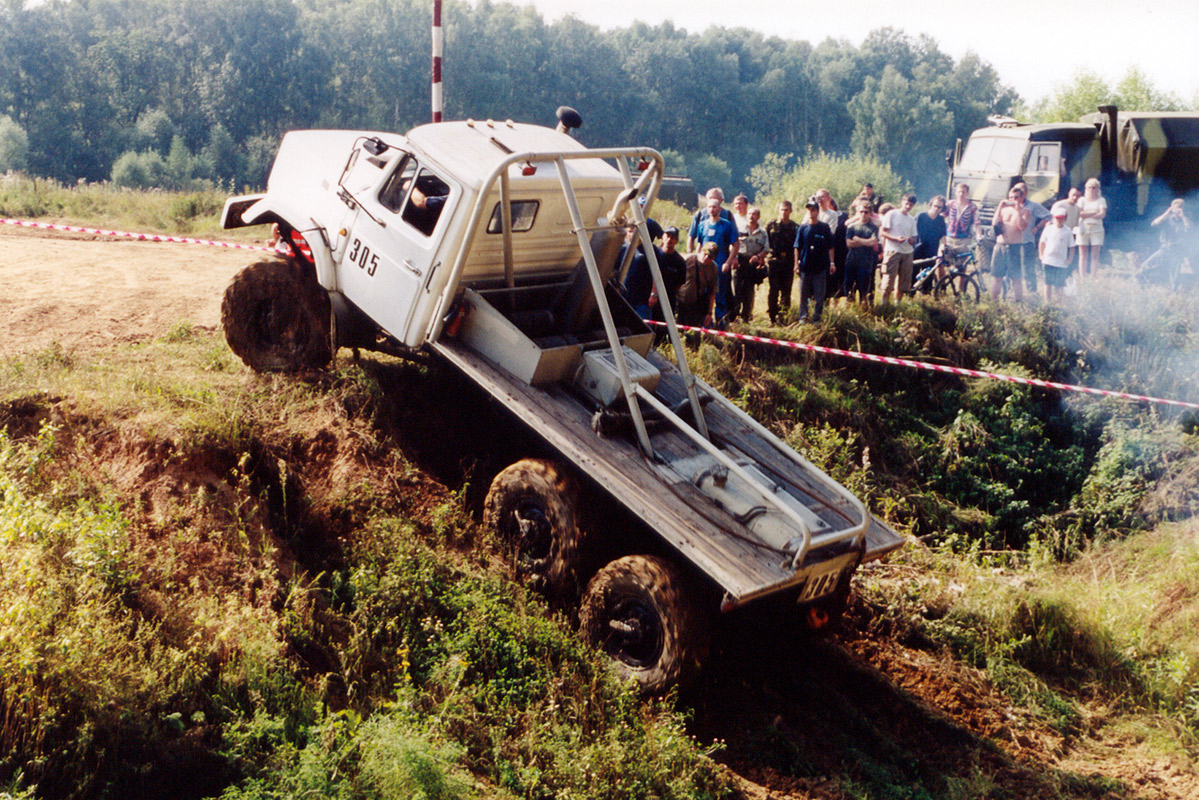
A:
653,321,1199,411
1,217,276,253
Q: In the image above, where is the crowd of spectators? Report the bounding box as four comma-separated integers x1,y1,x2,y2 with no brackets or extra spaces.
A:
622,179,1195,328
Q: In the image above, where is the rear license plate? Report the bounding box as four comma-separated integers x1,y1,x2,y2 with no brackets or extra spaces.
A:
799,564,843,601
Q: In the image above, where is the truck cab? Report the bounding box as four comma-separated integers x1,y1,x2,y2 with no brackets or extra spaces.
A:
951,121,1100,228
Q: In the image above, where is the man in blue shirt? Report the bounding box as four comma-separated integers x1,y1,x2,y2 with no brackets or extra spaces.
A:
793,197,836,324
694,195,740,325
688,187,735,251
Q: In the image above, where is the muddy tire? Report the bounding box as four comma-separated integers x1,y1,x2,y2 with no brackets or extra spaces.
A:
221,259,332,372
579,554,708,694
483,459,581,596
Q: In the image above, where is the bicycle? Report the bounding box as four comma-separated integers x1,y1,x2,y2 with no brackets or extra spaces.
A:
909,257,940,296
932,247,984,302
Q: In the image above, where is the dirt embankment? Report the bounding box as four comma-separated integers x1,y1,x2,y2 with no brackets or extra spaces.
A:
3,225,1197,800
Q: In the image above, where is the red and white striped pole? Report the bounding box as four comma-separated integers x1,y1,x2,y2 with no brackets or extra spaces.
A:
431,0,443,122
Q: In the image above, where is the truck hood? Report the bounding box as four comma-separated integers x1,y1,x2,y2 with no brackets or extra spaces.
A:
268,129,407,200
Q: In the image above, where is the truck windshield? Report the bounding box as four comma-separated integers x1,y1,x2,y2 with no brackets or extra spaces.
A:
957,135,1027,174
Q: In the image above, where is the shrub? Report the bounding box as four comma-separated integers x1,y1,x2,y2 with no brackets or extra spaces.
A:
112,149,168,189
748,149,907,211
0,115,29,173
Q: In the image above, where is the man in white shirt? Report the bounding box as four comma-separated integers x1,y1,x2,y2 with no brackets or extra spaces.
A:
815,188,840,230
880,193,918,302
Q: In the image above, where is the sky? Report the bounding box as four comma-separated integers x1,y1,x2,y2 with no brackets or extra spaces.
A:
516,0,1196,108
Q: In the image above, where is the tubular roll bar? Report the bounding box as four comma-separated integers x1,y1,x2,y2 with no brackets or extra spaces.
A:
426,146,708,452
425,146,868,568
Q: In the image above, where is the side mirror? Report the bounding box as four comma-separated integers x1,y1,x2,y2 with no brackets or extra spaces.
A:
363,137,389,156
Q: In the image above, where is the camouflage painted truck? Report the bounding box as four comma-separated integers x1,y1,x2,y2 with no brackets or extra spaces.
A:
950,104,1199,250
219,111,904,692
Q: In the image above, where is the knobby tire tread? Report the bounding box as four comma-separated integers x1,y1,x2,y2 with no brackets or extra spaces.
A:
483,459,582,597
222,258,332,372
579,554,708,694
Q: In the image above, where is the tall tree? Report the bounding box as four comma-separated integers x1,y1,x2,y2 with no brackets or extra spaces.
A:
849,65,954,197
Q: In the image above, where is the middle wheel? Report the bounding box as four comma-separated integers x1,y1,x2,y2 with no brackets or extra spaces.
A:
483,458,581,596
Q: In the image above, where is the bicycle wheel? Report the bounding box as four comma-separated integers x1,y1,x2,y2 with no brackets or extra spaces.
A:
935,272,981,302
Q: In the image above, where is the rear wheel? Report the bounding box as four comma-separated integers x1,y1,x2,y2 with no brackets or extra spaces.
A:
935,273,981,302
222,259,332,372
483,459,582,596
579,554,708,694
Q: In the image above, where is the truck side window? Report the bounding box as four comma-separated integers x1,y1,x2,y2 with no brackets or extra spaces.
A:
486,200,539,233
401,169,451,236
378,155,417,213
1025,143,1060,174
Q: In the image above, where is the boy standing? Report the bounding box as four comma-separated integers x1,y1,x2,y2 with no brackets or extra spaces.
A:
1039,201,1075,302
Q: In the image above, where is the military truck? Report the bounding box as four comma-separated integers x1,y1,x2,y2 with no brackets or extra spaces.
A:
949,105,1199,249
219,110,903,693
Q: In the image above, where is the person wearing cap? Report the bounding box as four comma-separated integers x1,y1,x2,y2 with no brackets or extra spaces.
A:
860,183,882,214
650,225,688,328
1039,201,1075,302
765,200,799,324
793,197,836,324
620,219,664,320
675,242,719,328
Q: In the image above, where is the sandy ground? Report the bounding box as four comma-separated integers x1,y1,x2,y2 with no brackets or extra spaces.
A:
1,224,260,358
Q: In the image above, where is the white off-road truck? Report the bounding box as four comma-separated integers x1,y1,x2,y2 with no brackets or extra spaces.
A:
220,109,904,692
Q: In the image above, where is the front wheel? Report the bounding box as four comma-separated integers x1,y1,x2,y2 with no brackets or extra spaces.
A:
222,259,332,372
935,273,981,303
579,555,708,694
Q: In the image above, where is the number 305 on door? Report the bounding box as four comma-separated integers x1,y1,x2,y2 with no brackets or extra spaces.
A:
348,239,379,276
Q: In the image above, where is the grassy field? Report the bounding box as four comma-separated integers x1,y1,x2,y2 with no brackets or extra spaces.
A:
2,182,1198,798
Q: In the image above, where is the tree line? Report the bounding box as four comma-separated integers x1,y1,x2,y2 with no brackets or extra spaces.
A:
1,0,1022,197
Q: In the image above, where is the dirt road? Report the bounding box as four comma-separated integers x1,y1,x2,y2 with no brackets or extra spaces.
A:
1,224,258,358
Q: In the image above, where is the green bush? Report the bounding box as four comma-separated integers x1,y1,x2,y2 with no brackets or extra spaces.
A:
111,150,169,189
748,149,908,211
0,115,29,173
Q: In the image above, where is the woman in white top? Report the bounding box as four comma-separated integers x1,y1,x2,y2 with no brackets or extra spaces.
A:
1076,178,1107,283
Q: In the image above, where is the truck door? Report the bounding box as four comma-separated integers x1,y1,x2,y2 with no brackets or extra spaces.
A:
1022,142,1063,205
339,153,454,346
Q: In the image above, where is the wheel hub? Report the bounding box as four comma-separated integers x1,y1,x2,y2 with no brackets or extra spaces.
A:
512,500,553,564
604,597,663,668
